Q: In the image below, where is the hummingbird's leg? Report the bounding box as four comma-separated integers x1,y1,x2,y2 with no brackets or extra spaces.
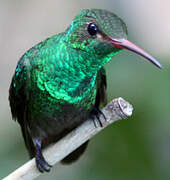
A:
33,138,52,173
91,107,106,127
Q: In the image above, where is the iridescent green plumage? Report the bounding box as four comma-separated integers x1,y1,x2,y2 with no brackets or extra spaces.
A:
9,9,161,173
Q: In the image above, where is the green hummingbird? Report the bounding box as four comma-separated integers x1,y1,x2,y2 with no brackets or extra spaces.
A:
9,9,162,172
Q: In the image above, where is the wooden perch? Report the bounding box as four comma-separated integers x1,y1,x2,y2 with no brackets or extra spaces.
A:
3,97,133,180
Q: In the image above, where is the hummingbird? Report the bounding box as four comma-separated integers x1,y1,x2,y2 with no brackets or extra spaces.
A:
9,9,162,173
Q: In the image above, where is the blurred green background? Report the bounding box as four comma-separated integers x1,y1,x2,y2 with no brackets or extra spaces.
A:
0,0,170,179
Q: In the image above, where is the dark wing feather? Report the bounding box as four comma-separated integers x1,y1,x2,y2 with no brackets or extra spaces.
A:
9,66,35,158
95,67,107,108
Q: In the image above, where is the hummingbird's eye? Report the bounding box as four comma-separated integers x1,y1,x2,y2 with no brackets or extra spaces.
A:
87,23,98,36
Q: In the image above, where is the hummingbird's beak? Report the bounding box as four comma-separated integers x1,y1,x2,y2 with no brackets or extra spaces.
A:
110,38,162,69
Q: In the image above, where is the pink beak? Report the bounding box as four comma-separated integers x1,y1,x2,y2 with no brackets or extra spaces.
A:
110,38,162,69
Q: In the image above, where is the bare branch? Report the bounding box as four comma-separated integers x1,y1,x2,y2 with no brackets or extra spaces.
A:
3,97,133,180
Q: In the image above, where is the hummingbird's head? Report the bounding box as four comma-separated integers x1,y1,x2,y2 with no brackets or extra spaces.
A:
65,9,162,69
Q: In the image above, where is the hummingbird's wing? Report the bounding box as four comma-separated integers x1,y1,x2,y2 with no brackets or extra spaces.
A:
95,67,107,108
9,65,35,158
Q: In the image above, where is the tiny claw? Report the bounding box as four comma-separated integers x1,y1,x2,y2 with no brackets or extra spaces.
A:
35,151,51,173
35,140,52,173
97,108,107,121
92,114,98,128
91,107,106,127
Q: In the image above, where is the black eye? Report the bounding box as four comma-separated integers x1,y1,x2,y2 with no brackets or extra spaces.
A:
87,23,98,36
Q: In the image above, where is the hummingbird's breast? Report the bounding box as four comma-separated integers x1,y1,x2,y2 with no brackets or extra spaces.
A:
28,72,97,139
25,37,98,139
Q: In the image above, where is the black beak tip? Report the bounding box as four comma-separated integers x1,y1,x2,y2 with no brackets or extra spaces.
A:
155,61,163,69
158,64,163,69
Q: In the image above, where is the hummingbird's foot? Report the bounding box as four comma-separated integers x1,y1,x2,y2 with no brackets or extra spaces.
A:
35,140,52,173
91,107,106,127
